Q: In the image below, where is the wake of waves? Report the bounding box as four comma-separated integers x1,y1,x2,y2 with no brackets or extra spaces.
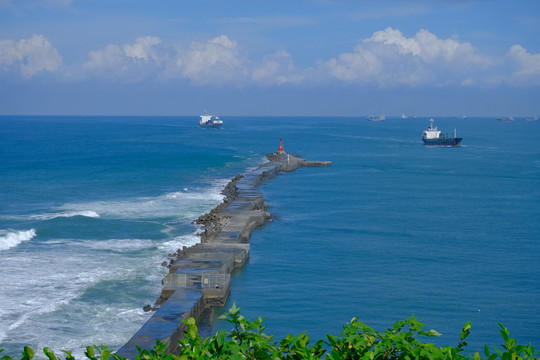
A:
29,211,100,221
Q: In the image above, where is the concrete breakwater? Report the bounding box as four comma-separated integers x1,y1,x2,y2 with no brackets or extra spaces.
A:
116,152,331,358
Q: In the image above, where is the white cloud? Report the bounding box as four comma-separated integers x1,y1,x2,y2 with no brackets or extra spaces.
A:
0,34,62,78
508,45,540,84
174,35,247,85
80,35,248,84
3,29,539,90
367,27,487,65
84,36,163,70
75,35,248,84
81,36,164,81
323,27,491,86
325,48,382,81
252,48,306,85
83,44,125,71
123,36,162,63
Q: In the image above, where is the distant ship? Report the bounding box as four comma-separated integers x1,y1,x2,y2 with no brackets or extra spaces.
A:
421,118,462,146
454,115,467,119
401,113,408,119
524,116,538,122
497,116,514,122
199,113,223,128
367,114,385,122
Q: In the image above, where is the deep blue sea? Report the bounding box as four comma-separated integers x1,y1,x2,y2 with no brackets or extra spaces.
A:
1,115,539,357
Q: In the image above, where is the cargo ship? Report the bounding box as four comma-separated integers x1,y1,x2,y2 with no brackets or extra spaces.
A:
199,113,223,128
421,118,462,146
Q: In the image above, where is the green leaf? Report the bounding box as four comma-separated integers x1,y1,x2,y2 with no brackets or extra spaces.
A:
23,347,34,360
229,303,239,315
43,348,58,360
499,323,509,342
0,349,11,360
100,350,113,360
85,346,96,358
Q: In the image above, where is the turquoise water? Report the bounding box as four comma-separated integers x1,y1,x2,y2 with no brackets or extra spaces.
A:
1,116,539,356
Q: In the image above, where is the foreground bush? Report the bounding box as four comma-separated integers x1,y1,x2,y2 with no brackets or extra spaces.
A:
1,304,538,360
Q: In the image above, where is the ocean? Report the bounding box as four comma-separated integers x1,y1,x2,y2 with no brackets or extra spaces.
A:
1,115,539,357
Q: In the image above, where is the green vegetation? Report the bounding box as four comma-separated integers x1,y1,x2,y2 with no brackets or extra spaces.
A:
2,304,538,360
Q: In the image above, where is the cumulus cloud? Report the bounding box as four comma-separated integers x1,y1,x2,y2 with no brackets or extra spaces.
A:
83,44,125,71
80,35,247,85
368,28,475,63
3,29,539,89
0,34,62,78
174,35,247,85
508,44,540,84
325,48,383,81
123,36,162,63
323,27,491,86
82,36,163,80
252,48,306,85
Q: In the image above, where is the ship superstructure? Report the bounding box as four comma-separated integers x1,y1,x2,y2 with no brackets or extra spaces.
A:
199,113,223,128
421,118,462,146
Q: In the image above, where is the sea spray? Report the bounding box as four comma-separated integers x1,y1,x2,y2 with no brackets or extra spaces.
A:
0,229,36,251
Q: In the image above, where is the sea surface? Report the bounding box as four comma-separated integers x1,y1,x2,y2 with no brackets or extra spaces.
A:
0,116,539,357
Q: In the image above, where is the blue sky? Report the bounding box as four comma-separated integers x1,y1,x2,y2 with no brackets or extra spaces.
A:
1,0,539,116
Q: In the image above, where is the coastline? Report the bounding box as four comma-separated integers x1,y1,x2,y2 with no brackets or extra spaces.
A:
116,151,331,357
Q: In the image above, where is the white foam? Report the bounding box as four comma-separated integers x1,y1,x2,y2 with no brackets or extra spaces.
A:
0,248,150,343
158,233,200,252
55,186,225,221
0,229,36,251
29,210,100,221
0,181,237,353
116,307,148,321
77,238,156,252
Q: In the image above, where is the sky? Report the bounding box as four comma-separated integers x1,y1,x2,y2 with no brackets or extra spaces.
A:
1,0,539,116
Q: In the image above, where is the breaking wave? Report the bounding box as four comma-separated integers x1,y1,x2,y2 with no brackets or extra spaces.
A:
55,185,226,221
0,229,36,251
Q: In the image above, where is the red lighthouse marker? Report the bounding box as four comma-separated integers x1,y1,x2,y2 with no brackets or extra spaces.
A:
278,138,284,153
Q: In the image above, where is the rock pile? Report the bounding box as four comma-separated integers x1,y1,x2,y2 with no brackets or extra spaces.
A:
193,174,243,242
266,152,301,162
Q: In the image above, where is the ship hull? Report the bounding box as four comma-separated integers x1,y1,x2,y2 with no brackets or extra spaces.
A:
199,123,222,129
422,137,462,146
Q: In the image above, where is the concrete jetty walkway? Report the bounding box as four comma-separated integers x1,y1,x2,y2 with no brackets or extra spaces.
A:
116,152,331,358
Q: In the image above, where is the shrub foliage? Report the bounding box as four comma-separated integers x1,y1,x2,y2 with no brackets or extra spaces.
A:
1,304,537,360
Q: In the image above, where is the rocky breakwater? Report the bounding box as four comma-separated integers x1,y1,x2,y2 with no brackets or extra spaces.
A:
116,152,331,358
